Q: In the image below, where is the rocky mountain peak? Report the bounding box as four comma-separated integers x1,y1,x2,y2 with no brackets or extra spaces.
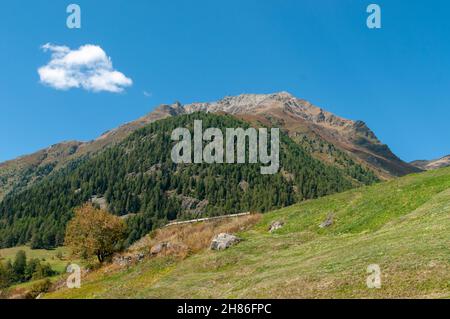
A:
181,92,295,115
148,92,419,178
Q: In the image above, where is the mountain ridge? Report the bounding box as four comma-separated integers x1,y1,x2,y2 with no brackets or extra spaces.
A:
411,155,450,170
159,92,421,178
0,92,420,201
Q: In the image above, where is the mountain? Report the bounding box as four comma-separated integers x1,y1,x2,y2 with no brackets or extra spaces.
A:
0,112,378,249
0,92,419,201
166,92,421,178
0,106,174,201
0,141,82,201
44,166,450,299
411,155,450,170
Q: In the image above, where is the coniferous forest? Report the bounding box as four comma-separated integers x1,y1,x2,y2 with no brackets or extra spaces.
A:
0,113,378,249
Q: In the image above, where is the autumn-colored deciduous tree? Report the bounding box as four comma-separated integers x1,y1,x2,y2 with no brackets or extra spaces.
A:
65,204,126,263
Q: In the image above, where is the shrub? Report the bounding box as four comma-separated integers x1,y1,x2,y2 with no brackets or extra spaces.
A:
27,278,52,299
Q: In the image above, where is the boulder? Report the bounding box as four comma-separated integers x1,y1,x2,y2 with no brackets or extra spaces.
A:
136,252,146,261
113,255,133,267
113,251,147,267
150,242,170,255
239,180,249,192
210,233,240,250
269,221,284,232
90,195,108,210
319,213,334,228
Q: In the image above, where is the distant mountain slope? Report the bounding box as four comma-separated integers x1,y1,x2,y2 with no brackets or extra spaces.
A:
0,113,376,249
0,92,418,201
45,167,450,299
0,107,174,201
0,141,82,200
411,155,450,170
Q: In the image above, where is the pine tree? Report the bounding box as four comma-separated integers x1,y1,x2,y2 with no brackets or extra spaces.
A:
13,250,27,282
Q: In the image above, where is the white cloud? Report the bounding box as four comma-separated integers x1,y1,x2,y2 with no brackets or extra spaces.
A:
38,43,132,93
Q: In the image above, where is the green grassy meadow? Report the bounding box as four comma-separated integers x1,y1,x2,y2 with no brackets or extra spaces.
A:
0,245,84,296
44,167,450,298
0,246,71,274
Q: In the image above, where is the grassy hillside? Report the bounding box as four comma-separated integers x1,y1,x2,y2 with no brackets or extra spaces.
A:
0,246,70,274
46,167,450,299
0,245,83,299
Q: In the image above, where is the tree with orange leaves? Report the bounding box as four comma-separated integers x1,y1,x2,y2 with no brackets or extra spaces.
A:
65,204,126,263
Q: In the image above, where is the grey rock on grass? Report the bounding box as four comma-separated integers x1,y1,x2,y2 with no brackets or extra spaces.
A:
319,213,334,228
210,233,241,250
269,221,284,232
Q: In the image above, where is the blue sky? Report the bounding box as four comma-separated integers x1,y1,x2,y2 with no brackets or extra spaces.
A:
1,0,449,162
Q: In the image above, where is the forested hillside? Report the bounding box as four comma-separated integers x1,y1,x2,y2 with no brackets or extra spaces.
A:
0,113,377,249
